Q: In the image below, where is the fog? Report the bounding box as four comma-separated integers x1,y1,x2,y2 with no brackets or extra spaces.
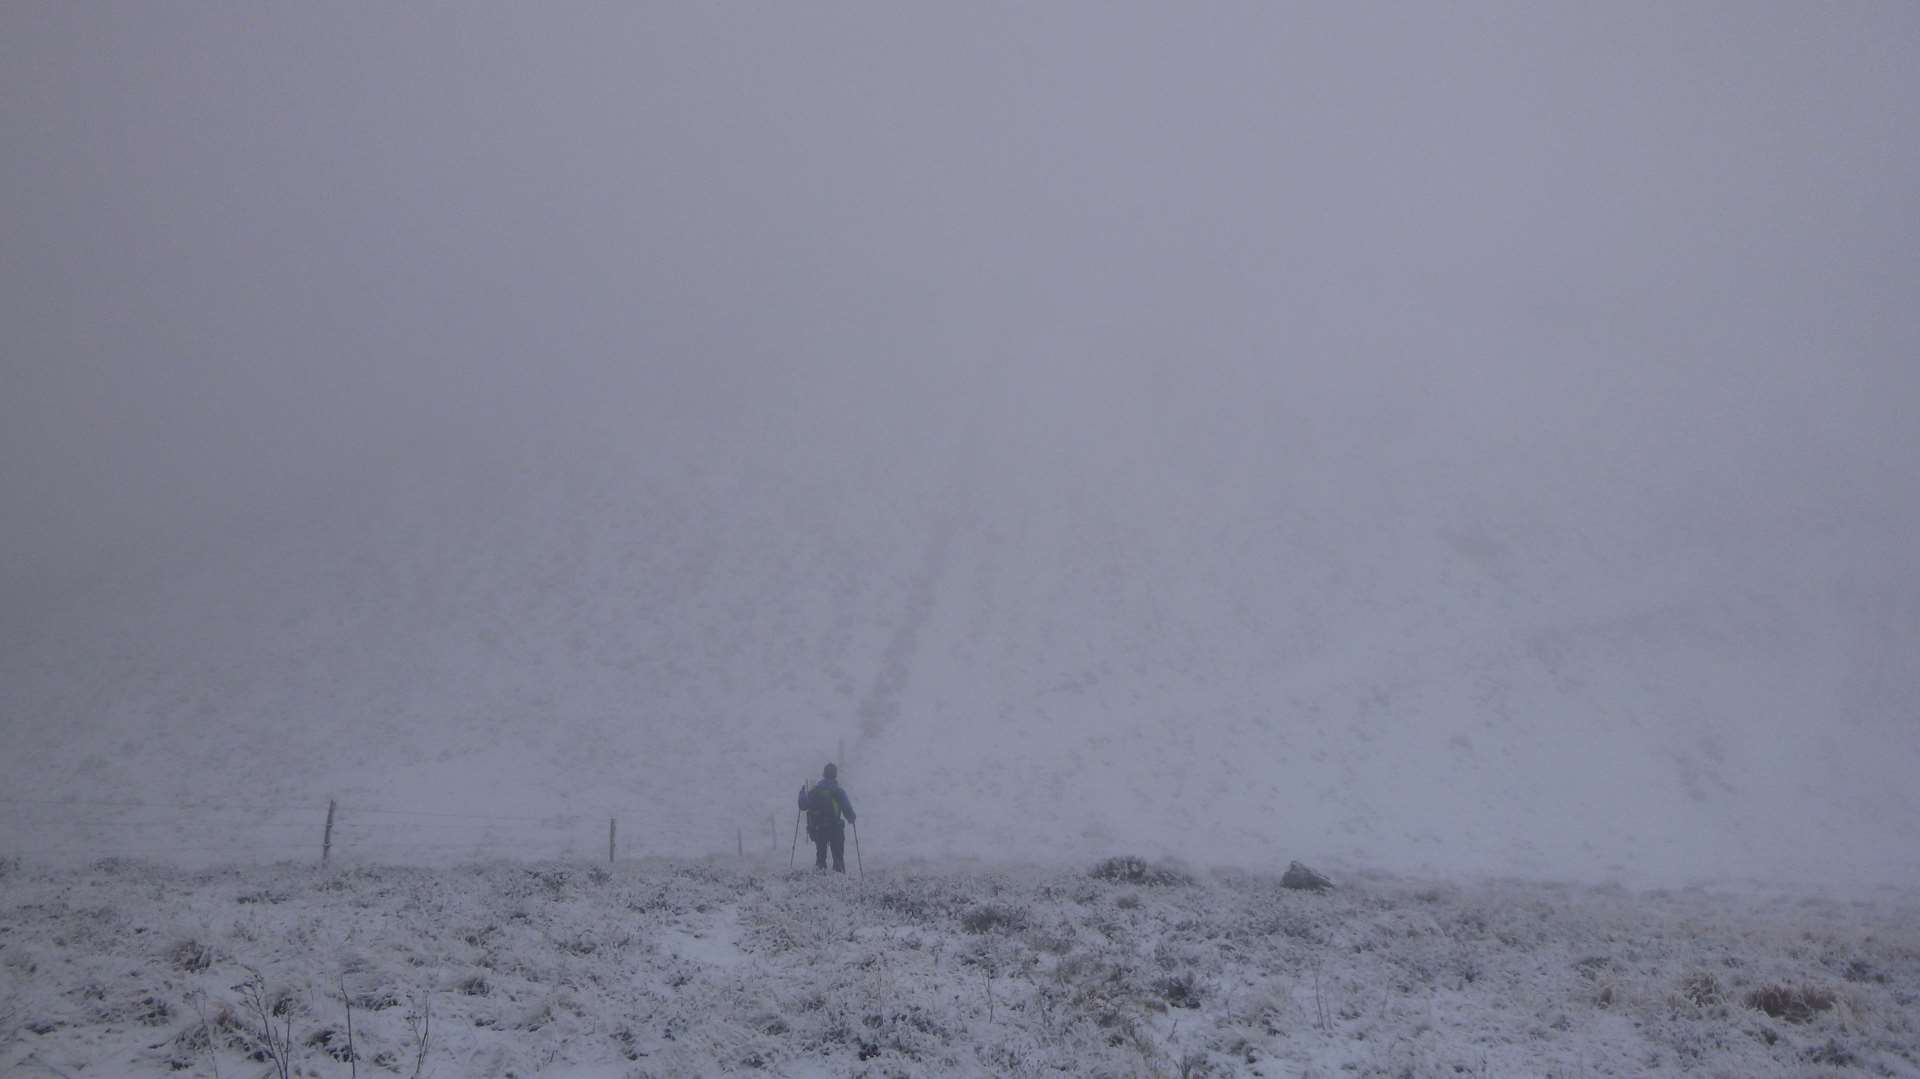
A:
3,4,1918,886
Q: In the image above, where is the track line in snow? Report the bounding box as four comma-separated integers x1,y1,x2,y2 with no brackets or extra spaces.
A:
852,516,956,750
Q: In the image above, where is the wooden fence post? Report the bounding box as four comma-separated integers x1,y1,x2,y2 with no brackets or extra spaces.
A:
609,818,616,865
322,799,336,864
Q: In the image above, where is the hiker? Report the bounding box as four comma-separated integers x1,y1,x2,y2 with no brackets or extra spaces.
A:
799,763,856,872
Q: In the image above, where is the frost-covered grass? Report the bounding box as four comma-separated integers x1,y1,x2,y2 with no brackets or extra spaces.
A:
1,856,1915,1077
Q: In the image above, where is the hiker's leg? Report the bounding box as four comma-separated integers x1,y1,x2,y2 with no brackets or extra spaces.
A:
814,835,829,869
830,831,846,873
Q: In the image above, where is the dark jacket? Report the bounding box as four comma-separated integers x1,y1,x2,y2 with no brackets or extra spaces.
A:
801,779,855,837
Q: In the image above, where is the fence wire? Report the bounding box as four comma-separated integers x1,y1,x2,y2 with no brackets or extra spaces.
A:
0,794,745,867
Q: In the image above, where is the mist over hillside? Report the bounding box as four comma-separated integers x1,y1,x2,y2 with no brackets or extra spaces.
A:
3,5,1918,890
4,359,1916,887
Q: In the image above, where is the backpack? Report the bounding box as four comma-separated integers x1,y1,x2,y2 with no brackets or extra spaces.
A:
806,782,843,833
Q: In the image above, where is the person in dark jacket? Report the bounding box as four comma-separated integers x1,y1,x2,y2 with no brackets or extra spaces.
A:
799,763,856,872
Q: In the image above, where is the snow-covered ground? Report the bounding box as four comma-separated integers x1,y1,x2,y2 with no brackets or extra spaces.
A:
5,441,1918,893
3,854,1914,1078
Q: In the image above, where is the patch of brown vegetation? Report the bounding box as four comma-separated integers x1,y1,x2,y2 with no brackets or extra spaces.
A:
1743,983,1836,1023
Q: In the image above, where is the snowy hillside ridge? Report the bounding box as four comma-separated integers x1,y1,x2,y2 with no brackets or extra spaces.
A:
6,453,1919,892
2,858,1916,1078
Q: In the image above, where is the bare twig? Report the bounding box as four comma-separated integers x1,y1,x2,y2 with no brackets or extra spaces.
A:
1312,955,1329,1033
339,976,357,1079
235,970,293,1079
404,988,433,1079
188,989,220,1079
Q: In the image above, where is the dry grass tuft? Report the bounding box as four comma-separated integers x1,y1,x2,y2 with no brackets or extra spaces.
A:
1089,856,1192,887
1743,982,1836,1023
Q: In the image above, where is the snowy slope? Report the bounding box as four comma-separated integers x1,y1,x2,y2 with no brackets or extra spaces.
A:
3,401,1916,891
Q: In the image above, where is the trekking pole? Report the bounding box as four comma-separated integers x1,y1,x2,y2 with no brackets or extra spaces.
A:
852,821,863,879
789,808,801,869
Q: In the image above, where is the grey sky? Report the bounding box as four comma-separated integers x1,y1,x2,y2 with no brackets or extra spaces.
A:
5,2,1918,624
